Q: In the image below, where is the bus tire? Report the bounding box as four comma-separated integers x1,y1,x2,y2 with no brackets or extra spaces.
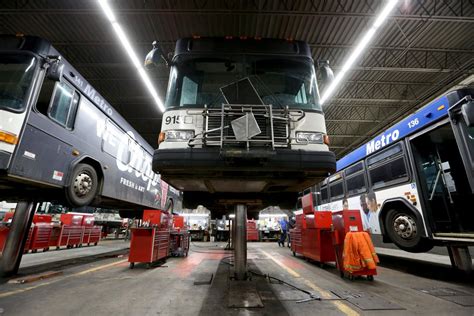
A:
384,209,433,253
66,163,99,207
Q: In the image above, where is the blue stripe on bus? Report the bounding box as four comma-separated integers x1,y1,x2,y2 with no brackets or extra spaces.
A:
336,95,449,171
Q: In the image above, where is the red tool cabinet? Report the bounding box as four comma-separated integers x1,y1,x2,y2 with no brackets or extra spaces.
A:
331,210,377,280
30,224,53,252
58,225,85,248
82,226,102,246
129,227,170,268
29,214,53,252
49,224,62,248
246,220,259,241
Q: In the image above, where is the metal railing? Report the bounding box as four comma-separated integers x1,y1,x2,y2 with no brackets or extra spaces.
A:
189,104,304,150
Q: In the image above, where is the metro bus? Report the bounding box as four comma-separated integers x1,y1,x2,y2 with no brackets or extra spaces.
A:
145,37,336,210
0,35,181,216
314,88,474,252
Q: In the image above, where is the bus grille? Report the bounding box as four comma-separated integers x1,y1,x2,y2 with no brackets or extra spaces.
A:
203,104,290,148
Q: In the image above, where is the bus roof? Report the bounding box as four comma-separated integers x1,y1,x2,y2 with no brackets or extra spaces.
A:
173,37,312,60
336,89,471,171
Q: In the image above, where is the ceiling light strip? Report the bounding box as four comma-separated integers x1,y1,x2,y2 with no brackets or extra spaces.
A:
98,0,165,113
320,0,399,105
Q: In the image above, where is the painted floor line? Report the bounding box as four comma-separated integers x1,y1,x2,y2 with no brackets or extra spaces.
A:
0,259,127,298
259,249,359,316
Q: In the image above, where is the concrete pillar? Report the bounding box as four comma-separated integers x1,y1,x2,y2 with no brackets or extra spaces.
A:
234,204,247,280
0,201,36,276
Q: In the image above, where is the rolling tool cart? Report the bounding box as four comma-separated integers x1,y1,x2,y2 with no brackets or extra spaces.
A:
291,194,335,264
331,210,377,280
289,214,303,256
301,211,335,264
169,215,189,257
129,210,171,269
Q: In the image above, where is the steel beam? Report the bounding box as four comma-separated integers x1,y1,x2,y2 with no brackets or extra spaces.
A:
2,9,473,23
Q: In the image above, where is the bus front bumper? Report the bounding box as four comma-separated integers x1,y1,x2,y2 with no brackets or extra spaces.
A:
152,148,336,193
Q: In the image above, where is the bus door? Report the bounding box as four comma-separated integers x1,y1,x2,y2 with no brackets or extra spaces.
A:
409,122,474,237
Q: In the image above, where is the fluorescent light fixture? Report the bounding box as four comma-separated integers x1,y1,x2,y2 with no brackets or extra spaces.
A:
97,0,165,113
259,213,288,218
229,214,235,218
320,0,399,105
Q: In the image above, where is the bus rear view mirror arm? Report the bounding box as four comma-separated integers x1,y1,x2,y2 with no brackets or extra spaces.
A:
317,60,334,85
44,55,64,82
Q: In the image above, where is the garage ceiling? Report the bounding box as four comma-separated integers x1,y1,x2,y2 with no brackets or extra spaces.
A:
1,0,473,158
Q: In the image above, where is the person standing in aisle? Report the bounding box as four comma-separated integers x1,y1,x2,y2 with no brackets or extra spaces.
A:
278,217,288,247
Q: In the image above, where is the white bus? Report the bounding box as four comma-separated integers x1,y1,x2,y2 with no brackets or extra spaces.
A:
145,37,336,211
316,89,474,252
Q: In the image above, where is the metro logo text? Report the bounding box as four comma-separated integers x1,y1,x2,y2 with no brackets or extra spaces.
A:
366,129,400,155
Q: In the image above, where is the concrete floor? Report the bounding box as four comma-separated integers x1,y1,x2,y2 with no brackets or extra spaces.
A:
0,241,473,315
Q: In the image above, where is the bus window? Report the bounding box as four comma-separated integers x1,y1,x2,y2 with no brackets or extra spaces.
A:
49,81,79,129
346,172,366,196
345,161,363,176
320,186,328,204
369,156,408,189
330,180,344,200
367,143,402,166
36,79,55,114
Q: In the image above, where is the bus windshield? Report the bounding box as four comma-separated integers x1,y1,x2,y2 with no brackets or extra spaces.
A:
165,55,321,111
0,54,37,112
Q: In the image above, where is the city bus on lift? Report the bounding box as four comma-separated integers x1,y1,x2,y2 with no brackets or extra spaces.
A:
0,35,181,217
145,37,336,211
314,88,474,253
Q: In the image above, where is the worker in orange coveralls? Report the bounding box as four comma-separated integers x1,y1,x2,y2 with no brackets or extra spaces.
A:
343,231,379,272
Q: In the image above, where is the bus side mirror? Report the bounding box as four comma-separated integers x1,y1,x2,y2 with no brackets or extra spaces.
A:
317,60,334,84
46,59,64,82
144,41,169,69
461,100,474,127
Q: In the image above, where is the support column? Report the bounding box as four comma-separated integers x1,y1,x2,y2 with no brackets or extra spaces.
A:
0,201,36,276
234,204,247,280
447,245,472,273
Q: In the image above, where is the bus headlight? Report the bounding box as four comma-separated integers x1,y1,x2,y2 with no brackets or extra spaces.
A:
163,130,195,142
296,132,324,144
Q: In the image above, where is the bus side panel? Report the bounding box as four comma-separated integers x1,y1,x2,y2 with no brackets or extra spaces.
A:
319,182,425,236
8,113,74,187
74,97,165,209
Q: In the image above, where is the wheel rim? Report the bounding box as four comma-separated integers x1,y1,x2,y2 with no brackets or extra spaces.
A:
73,171,93,197
392,214,417,240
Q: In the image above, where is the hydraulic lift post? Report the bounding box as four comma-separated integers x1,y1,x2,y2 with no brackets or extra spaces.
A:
0,201,37,276
234,204,247,280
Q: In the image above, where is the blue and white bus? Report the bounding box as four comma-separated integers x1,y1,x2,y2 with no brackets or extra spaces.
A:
316,89,473,252
0,35,181,217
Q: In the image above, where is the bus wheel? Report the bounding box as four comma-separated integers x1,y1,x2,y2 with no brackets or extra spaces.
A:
66,163,99,207
385,209,433,253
